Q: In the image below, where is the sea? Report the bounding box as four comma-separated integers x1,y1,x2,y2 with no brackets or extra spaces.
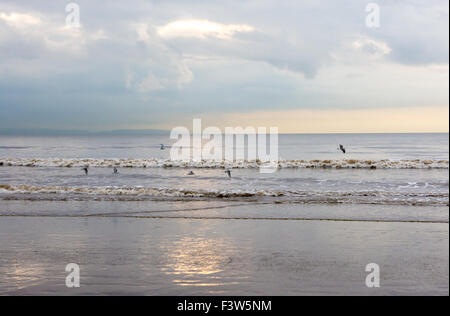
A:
0,133,448,209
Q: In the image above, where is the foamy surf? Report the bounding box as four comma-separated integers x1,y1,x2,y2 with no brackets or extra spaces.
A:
0,158,448,169
0,184,447,206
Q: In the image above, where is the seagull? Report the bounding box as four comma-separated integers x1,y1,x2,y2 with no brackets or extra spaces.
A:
113,167,119,174
160,144,166,150
82,167,89,175
225,169,232,178
339,144,346,154
187,170,195,176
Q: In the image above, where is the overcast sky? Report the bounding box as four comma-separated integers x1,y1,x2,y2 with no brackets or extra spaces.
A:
0,0,448,132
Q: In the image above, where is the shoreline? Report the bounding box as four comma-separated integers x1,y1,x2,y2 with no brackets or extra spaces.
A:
0,203,448,296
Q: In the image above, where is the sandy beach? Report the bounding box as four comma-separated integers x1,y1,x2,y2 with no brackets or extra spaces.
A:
1,202,448,296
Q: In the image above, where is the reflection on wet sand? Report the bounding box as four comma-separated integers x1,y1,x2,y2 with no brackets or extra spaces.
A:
161,237,241,288
1,262,46,292
0,216,447,295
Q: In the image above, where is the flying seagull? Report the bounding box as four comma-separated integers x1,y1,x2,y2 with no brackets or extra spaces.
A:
339,144,346,154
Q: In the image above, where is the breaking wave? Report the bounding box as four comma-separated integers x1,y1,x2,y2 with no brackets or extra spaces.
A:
0,184,447,206
0,158,448,169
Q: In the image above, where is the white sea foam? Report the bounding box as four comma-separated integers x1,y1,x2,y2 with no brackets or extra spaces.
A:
0,184,447,206
0,158,448,169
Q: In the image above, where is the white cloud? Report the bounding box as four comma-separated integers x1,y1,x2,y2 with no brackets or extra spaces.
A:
157,19,255,40
174,61,194,87
329,37,392,65
126,58,194,93
352,38,391,58
125,22,195,92
137,72,168,92
0,8,112,63
90,29,108,41
0,12,41,28
134,23,151,42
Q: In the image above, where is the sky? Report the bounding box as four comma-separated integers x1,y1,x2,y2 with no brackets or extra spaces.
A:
0,0,448,133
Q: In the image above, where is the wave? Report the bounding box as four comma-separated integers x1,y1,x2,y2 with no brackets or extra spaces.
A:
0,184,447,206
0,158,448,169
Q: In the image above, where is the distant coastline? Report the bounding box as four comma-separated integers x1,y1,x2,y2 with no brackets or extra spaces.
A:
0,128,169,136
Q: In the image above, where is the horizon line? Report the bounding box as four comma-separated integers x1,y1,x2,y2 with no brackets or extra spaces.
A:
0,128,448,136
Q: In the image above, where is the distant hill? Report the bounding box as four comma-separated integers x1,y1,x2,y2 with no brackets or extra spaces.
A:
0,128,169,136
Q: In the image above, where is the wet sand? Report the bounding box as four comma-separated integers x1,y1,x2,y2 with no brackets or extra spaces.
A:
0,202,448,296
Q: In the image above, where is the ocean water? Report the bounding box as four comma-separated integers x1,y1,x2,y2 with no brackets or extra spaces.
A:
0,133,448,209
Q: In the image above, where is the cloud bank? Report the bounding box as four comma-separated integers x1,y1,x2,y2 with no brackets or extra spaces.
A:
0,0,448,131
